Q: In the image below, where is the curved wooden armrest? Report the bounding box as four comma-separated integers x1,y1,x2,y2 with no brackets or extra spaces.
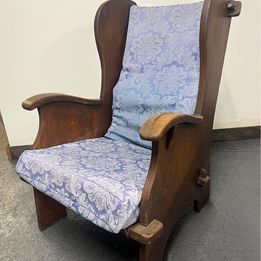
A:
140,112,203,142
22,93,102,111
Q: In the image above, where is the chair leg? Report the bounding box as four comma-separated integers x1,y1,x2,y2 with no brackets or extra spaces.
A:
139,230,169,261
33,188,67,231
194,183,210,213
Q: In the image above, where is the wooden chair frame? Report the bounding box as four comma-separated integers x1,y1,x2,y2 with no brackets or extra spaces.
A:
21,0,241,260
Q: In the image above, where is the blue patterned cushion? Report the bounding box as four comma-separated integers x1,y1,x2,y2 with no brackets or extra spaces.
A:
16,138,151,233
106,2,203,149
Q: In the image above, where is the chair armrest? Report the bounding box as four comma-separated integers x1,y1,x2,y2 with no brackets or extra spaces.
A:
139,113,204,227
140,112,203,142
22,93,108,149
22,93,102,111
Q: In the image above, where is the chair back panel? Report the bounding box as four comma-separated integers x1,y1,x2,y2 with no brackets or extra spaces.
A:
106,2,204,149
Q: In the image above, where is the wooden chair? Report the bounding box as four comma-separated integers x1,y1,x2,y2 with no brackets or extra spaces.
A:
17,0,241,260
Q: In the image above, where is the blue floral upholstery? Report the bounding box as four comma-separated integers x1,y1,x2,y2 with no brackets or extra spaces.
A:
16,2,204,234
106,2,203,149
16,138,151,233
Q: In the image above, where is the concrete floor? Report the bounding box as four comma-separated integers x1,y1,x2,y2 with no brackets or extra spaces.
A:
0,121,260,261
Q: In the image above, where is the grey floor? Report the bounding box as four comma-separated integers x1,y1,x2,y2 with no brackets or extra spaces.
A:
0,121,260,261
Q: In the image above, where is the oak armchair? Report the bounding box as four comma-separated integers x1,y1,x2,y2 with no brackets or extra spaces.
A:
16,0,241,260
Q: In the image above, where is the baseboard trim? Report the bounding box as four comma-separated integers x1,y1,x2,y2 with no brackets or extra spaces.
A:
6,126,260,160
212,126,260,142
6,144,32,161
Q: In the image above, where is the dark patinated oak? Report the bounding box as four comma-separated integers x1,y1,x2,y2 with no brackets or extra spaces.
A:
21,0,241,260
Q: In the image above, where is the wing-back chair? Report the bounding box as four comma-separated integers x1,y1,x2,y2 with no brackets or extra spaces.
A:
16,0,241,260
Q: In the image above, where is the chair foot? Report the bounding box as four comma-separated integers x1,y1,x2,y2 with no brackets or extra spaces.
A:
139,231,169,261
193,184,210,213
34,188,67,231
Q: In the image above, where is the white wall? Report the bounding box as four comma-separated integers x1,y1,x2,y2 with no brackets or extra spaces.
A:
0,0,260,146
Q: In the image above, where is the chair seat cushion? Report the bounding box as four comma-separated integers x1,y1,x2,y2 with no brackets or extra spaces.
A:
16,137,151,233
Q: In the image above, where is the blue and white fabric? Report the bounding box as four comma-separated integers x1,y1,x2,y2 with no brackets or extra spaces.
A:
16,3,203,234
16,137,151,233
106,2,203,149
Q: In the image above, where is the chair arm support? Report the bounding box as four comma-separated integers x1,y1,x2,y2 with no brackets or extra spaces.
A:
22,94,109,149
140,112,203,142
139,122,204,227
22,93,102,111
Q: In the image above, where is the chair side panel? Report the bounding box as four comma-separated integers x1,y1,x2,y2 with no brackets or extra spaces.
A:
95,0,136,135
196,0,233,169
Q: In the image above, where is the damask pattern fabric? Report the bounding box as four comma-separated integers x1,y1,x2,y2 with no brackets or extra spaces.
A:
106,2,203,149
16,137,151,233
16,3,203,234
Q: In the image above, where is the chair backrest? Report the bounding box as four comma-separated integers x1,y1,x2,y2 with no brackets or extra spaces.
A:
105,2,204,149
